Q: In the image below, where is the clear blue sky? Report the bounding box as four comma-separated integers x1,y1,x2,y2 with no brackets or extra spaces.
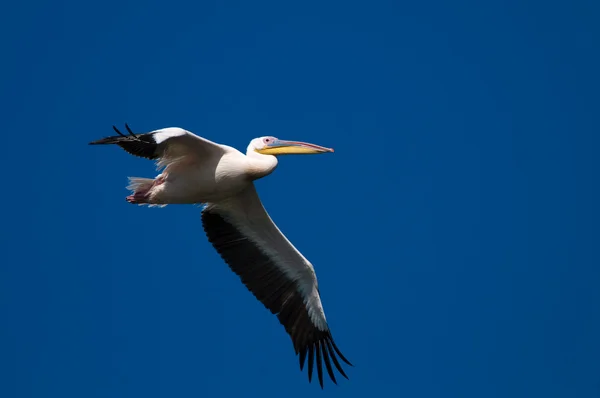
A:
0,0,598,397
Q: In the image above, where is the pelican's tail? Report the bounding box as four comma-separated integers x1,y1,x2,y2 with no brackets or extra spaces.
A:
125,177,155,205
127,177,154,193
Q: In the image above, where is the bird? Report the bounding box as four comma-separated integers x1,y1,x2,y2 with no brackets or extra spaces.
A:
90,124,352,387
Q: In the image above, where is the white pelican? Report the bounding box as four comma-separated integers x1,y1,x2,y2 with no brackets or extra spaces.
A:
90,124,352,387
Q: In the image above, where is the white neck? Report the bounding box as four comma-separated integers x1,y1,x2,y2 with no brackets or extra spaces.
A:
245,147,278,180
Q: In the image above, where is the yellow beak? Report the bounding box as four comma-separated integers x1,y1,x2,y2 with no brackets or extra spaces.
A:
256,139,334,155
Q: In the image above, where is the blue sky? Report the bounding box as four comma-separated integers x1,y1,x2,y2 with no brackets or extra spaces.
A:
0,0,598,396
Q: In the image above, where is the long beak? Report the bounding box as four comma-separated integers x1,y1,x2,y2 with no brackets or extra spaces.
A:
256,139,334,155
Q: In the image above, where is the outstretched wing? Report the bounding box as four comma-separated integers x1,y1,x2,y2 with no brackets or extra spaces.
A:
201,184,352,388
89,124,224,163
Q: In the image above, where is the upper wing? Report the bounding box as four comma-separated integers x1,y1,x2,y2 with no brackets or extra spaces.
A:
201,184,351,387
89,124,224,163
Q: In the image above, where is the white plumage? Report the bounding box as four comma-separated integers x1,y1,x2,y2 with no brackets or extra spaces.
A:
90,124,351,387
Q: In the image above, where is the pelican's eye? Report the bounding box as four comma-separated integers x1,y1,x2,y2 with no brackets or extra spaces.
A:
263,137,274,145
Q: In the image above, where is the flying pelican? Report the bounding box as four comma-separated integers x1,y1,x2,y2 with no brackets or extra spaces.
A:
90,124,352,387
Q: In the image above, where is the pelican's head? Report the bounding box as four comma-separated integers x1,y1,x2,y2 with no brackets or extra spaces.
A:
251,136,334,156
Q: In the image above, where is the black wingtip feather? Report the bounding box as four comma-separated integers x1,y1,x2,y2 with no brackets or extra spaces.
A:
307,345,314,383
330,337,353,366
88,136,121,145
125,123,135,136
321,341,337,385
112,125,127,137
299,348,307,371
315,341,324,388
326,339,349,380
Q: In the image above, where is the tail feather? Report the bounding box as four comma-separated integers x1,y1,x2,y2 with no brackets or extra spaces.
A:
125,177,167,207
126,177,155,194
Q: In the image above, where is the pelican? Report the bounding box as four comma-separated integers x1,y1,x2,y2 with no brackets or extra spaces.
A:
90,124,352,387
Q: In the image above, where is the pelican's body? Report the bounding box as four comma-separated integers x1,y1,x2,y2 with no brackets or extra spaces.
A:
144,144,250,205
90,125,350,388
